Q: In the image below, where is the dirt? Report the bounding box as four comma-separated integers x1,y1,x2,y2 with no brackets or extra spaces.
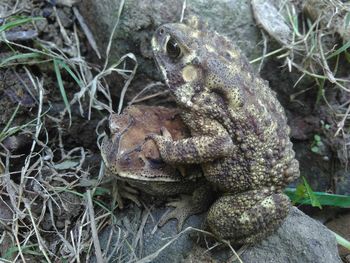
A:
326,212,350,260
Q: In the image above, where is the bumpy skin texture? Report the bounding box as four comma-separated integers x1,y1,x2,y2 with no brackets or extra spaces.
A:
151,19,300,244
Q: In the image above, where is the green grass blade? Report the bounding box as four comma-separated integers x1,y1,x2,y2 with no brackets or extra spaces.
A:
302,177,322,208
0,103,20,142
0,106,50,143
289,177,322,208
0,17,44,33
331,230,350,251
326,40,350,59
58,60,83,88
345,51,350,63
345,12,350,29
3,244,41,259
53,59,71,120
287,187,350,251
285,188,350,208
0,52,42,68
93,187,111,196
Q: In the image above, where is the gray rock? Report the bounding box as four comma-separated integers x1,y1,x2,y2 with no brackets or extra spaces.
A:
237,207,341,263
78,0,262,80
94,205,341,263
252,0,294,45
92,204,205,263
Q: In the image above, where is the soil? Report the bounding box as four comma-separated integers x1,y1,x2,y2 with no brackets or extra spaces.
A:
326,212,350,260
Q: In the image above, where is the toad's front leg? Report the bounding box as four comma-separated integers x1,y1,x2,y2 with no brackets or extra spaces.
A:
148,128,234,164
206,187,291,245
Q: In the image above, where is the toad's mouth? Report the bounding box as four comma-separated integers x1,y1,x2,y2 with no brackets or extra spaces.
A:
152,44,170,87
100,135,189,182
100,135,116,170
152,54,167,82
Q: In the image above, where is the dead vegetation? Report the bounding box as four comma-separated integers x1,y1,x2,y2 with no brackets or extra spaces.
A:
252,0,350,167
0,1,141,262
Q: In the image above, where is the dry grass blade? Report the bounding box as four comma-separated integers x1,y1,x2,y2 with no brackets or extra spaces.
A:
86,190,103,263
73,7,101,59
128,82,165,105
103,0,125,69
24,198,52,262
117,53,138,115
9,74,45,262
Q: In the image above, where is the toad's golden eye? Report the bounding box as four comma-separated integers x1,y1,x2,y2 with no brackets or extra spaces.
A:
166,38,182,59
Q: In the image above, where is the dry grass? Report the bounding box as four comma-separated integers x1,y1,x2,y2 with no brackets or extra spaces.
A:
0,1,142,262
252,0,350,166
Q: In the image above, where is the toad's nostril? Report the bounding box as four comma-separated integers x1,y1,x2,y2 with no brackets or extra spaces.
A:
103,121,111,137
158,28,165,35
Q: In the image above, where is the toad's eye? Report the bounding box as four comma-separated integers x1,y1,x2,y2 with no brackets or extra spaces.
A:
166,38,182,59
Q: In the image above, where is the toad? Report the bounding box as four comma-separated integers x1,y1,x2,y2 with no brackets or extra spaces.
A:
148,18,300,244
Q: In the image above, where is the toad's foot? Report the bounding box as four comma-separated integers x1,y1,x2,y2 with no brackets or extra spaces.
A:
112,180,141,209
159,185,215,231
159,195,200,232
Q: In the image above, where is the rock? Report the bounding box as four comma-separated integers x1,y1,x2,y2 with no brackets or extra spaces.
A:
94,205,341,262
78,0,262,81
93,204,205,263
252,0,294,45
237,207,341,263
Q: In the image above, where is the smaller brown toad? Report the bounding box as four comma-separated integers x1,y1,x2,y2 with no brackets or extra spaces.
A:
101,105,213,228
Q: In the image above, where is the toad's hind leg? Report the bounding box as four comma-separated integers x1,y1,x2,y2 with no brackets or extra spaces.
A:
206,188,290,245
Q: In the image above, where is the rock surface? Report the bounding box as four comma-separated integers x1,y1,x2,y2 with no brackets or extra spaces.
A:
78,0,262,80
238,207,341,263
94,205,341,262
